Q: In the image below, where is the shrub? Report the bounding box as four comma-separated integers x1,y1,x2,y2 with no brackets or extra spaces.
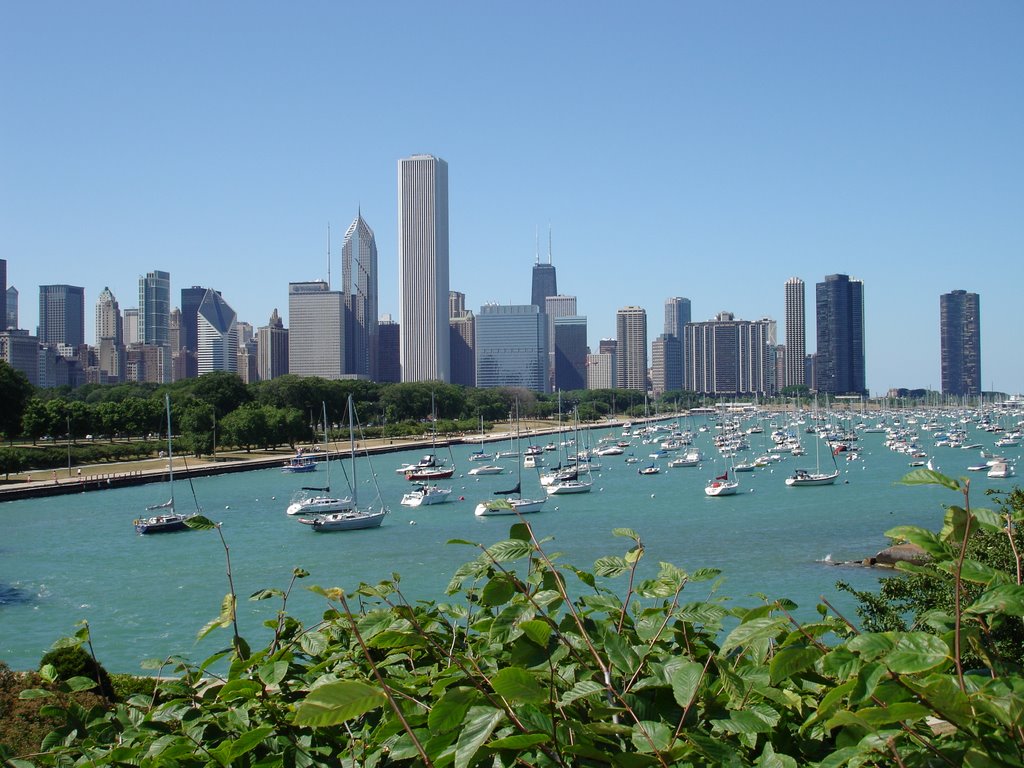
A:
38,645,113,700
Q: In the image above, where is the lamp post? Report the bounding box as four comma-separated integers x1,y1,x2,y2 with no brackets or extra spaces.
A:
66,414,72,478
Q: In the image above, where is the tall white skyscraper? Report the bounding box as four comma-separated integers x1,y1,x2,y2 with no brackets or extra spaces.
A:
342,211,378,379
399,154,450,383
95,287,122,346
288,281,345,379
615,306,648,391
784,277,806,389
196,288,238,375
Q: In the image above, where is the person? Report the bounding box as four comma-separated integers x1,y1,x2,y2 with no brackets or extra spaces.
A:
77,468,82,481
52,470,59,484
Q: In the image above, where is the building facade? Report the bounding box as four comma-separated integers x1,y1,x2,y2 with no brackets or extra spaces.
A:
650,333,683,397
586,352,615,390
683,312,775,397
475,304,546,391
288,281,345,380
615,306,648,391
815,274,866,395
940,289,981,398
6,286,18,330
257,309,289,382
663,297,690,392
342,212,378,379
196,289,238,375
450,292,475,387
398,154,450,382
139,270,170,347
38,285,85,347
377,317,401,383
553,315,588,391
0,259,6,331
784,277,806,389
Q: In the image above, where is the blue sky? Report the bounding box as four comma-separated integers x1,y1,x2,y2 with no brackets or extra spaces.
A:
3,2,1021,396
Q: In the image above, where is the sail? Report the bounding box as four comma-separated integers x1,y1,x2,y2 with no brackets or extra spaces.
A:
146,498,174,511
716,472,729,481
495,482,521,496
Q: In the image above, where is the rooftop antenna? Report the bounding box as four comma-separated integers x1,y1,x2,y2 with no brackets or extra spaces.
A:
548,223,553,264
535,226,540,265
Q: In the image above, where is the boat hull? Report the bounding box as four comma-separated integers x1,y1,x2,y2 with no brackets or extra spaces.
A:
300,509,387,531
135,514,193,534
474,498,546,516
785,471,839,486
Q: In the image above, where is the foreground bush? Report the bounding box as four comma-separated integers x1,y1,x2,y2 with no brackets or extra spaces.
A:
4,469,1024,766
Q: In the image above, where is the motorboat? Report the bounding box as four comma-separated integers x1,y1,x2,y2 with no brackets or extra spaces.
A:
400,483,453,507
281,451,318,473
988,462,1016,479
467,464,504,476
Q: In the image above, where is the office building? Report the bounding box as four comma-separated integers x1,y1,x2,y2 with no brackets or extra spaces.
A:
196,288,238,375
531,232,558,311
38,284,85,347
122,308,139,345
398,154,449,382
586,352,615,390
0,329,39,386
940,290,981,398
0,259,6,331
663,297,690,392
553,315,587,391
94,287,122,347
651,333,683,397
545,295,576,389
377,316,401,383
139,270,170,347
784,278,806,389
475,304,546,391
615,306,648,391
288,281,344,379
257,309,289,382
6,286,18,330
342,212,378,378
815,274,866,395
683,312,775,397
450,314,475,388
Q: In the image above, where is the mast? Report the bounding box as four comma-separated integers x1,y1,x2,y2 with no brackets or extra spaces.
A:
165,393,174,511
348,395,357,504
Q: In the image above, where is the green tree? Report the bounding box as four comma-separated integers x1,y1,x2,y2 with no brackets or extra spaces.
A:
0,447,25,480
176,400,214,457
21,398,50,444
186,371,252,419
218,403,267,452
0,361,32,443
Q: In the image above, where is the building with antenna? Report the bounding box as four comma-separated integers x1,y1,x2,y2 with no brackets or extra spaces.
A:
342,212,378,379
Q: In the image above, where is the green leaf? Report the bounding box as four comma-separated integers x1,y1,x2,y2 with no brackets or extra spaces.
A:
613,527,641,541
769,646,820,685
631,720,674,753
259,660,289,686
966,584,1024,617
939,505,974,544
898,468,960,491
520,619,552,647
593,556,630,578
299,631,328,657
480,575,516,607
756,741,798,768
197,593,236,642
559,679,605,706
509,522,532,541
454,706,505,768
670,661,704,709
65,675,98,692
856,702,931,727
485,539,534,562
218,679,263,702
488,733,550,749
429,687,477,734
884,526,952,561
185,514,218,530
491,667,545,704
38,664,57,683
18,688,53,700
249,588,284,601
712,709,774,734
721,617,788,654
292,680,385,726
226,726,275,762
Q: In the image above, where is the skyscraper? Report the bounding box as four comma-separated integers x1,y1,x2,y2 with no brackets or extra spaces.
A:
399,154,449,382
342,211,378,378
257,309,289,382
95,287,122,346
615,306,648,391
531,231,558,311
940,290,981,398
0,259,6,332
784,278,806,389
139,270,171,347
449,291,475,387
288,281,345,379
650,334,683,396
553,315,588,391
663,297,690,392
377,317,401,383
475,304,546,391
6,286,18,330
683,312,774,397
196,288,238,374
815,274,866,395
38,285,85,347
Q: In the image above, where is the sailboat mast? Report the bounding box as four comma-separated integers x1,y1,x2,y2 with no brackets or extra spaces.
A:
348,395,357,503
165,393,174,511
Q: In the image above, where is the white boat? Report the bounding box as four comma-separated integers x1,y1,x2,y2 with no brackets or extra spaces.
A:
988,461,1016,479
400,483,453,507
298,395,386,532
638,464,660,475
545,477,592,495
523,454,544,469
785,468,840,486
475,401,546,516
467,464,504,476
134,394,198,534
281,450,318,473
595,444,624,456
287,403,354,516
704,470,739,497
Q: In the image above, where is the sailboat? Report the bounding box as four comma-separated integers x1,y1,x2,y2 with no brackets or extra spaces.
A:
468,415,493,462
475,401,547,516
298,395,387,531
546,408,593,495
286,404,354,516
785,432,841,487
404,394,456,482
134,395,198,534
704,468,739,497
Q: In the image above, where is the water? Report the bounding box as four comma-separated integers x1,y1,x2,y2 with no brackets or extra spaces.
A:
1,420,1016,673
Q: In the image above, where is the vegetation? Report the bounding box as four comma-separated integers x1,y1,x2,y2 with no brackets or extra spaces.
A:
2,469,1023,765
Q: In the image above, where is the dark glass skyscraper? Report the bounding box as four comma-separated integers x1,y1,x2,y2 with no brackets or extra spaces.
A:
940,290,981,398
814,274,866,396
38,284,85,347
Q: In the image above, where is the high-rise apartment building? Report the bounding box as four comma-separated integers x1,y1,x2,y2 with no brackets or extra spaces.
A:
196,288,238,375
38,284,85,347
663,297,690,393
257,309,289,382
475,304,546,391
683,312,774,397
553,315,588,391
784,278,806,389
377,317,401,383
399,154,449,382
139,270,170,347
651,333,683,397
342,212,378,379
615,306,648,391
586,352,615,390
122,309,139,345
288,281,345,379
940,290,981,398
815,274,866,395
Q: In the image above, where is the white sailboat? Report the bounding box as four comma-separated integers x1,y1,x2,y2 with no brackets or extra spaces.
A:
134,394,198,534
785,432,840,487
475,401,547,516
286,403,354,516
298,395,387,532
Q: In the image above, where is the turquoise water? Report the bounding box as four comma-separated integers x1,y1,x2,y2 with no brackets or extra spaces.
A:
1,419,1018,673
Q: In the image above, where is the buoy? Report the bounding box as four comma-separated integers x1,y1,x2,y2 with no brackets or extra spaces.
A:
409,520,416,525
651,493,655,498
459,496,464,501
225,505,230,509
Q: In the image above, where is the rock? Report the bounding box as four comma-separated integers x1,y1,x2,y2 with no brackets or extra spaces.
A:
872,543,929,567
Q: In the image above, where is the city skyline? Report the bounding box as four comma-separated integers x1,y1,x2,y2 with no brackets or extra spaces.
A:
3,4,1021,394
